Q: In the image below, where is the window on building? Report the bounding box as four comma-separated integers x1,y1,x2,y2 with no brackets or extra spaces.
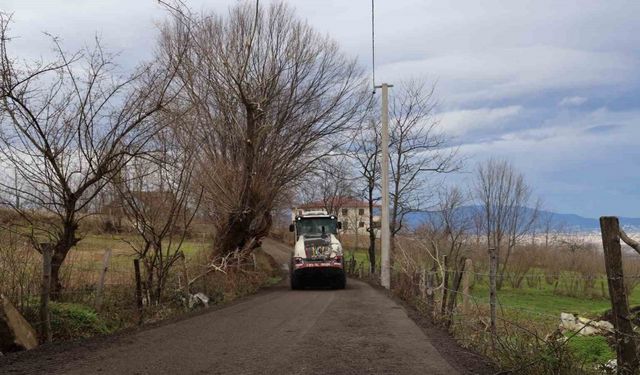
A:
358,208,365,216
341,208,348,216
343,221,349,230
359,221,365,228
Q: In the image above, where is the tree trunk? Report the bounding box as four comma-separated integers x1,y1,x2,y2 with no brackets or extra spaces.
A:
50,221,79,300
214,104,273,256
216,205,272,255
497,241,513,290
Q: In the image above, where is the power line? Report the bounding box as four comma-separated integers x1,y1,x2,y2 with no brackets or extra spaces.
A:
371,0,376,93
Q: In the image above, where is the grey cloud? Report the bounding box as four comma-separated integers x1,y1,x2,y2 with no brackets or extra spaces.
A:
584,124,622,134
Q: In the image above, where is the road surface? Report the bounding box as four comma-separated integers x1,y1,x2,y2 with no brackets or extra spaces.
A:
1,239,484,375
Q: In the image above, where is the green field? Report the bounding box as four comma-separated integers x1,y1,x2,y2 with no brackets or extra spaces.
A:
74,233,211,257
61,233,213,274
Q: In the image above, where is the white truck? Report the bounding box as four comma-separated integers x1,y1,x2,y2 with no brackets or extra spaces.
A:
288,211,346,289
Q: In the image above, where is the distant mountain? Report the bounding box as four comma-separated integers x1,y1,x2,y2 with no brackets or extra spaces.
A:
404,206,640,232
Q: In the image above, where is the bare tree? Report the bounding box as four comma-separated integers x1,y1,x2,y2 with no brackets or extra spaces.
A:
117,124,201,304
473,158,539,289
427,187,472,314
353,119,381,273
159,2,368,255
298,158,357,215
538,210,564,249
388,80,458,246
0,14,179,298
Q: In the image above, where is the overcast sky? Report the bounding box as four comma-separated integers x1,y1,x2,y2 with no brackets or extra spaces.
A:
4,0,639,218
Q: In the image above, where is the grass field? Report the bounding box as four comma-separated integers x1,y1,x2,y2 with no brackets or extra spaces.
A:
470,281,640,321
344,245,640,318
69,233,213,267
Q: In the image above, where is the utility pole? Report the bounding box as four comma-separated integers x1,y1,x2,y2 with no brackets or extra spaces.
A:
376,83,393,289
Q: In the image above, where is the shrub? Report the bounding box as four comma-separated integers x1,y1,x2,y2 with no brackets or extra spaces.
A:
49,302,111,339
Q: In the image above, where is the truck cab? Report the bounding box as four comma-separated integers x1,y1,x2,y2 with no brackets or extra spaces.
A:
289,211,346,289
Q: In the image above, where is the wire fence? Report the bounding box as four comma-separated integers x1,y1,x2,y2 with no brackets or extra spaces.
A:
0,244,273,345
344,231,640,374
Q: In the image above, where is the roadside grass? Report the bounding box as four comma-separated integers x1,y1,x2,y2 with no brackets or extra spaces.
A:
565,334,615,365
344,247,377,269
465,282,637,366
22,301,113,340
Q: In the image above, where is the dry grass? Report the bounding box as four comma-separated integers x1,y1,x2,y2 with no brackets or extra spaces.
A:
0,222,279,343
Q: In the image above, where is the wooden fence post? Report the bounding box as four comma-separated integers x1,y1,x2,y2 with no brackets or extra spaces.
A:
419,267,426,300
251,252,257,271
94,248,112,311
440,255,448,316
600,216,639,374
462,258,473,314
445,257,467,329
426,265,435,319
133,259,143,325
180,252,190,296
39,245,53,343
488,247,498,351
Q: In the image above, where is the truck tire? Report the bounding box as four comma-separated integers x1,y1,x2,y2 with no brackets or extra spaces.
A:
290,273,302,290
334,273,346,290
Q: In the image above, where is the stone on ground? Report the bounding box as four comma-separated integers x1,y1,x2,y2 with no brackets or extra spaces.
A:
0,294,39,352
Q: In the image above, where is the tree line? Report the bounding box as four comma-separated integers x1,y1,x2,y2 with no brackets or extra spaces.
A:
0,1,541,301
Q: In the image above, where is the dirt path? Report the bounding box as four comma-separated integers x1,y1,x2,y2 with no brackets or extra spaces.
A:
1,239,490,374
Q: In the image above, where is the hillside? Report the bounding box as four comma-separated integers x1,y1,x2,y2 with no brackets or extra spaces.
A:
404,206,640,232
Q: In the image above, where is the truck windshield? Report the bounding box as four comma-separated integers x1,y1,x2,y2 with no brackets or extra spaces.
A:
296,217,338,236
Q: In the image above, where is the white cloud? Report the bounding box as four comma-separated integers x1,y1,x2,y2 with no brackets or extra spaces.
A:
440,105,522,137
558,96,588,107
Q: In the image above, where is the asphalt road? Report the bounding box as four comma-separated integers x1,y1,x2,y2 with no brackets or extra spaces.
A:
1,239,470,375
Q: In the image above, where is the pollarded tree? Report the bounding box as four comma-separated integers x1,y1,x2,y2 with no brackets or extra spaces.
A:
159,2,368,255
0,14,180,298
